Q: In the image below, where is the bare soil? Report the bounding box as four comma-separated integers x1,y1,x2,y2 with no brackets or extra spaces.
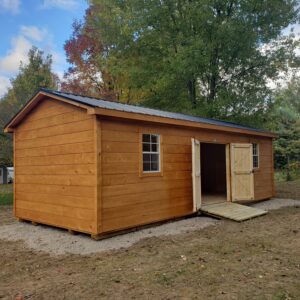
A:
1,204,300,300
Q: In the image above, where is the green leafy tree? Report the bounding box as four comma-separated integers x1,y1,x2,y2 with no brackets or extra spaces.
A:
84,0,300,126
0,47,59,165
270,78,300,180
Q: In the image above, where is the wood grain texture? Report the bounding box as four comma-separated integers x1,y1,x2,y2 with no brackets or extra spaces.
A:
231,143,254,202
13,97,274,236
94,116,102,234
14,98,97,234
201,202,267,222
100,119,274,233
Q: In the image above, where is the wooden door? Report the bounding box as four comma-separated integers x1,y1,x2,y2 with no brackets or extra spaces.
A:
230,143,254,202
192,138,201,211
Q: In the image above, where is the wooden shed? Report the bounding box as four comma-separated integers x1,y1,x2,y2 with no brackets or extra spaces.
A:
4,89,276,238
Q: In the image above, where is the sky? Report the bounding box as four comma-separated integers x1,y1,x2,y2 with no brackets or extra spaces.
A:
0,1,300,98
0,0,89,97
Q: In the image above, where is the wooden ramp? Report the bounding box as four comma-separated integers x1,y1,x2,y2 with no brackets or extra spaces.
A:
200,202,267,222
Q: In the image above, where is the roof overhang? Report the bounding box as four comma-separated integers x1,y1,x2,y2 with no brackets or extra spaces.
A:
4,90,277,138
86,107,276,138
4,90,91,133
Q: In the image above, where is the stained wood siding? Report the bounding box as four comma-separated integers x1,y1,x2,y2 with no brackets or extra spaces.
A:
13,98,274,235
101,119,274,233
14,99,97,234
253,139,274,200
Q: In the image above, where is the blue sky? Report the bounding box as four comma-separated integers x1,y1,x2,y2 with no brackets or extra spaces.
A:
0,0,88,97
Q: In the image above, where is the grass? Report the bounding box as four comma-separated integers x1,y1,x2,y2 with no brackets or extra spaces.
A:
0,184,13,205
275,178,300,200
275,169,300,182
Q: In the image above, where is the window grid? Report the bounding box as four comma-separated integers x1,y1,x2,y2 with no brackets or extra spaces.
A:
253,143,259,169
142,134,160,172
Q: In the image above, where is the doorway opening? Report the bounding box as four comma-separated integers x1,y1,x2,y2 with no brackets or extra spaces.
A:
200,143,227,205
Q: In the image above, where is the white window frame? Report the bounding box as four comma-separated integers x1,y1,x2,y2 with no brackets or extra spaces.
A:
142,133,161,173
252,143,259,169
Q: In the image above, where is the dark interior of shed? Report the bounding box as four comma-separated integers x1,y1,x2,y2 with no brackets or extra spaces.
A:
200,143,227,205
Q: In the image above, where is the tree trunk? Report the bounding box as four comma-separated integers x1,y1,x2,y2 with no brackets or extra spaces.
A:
188,79,196,107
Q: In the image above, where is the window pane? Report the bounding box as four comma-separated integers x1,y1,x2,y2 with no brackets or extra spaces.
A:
143,162,151,171
253,144,257,155
151,143,158,152
142,133,160,172
253,156,258,168
143,134,151,143
252,143,259,168
151,161,159,171
143,143,150,152
143,153,151,163
151,154,158,163
151,135,158,144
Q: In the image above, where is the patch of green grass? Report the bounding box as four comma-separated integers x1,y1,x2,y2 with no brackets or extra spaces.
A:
275,179,300,200
272,290,293,300
0,184,13,205
275,169,300,182
0,193,13,205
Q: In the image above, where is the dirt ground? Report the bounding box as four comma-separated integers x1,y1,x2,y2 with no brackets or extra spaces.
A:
1,204,300,300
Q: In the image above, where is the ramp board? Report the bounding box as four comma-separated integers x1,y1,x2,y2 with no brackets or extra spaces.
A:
200,202,267,222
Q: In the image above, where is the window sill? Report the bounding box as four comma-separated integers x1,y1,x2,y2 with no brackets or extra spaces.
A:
140,171,163,178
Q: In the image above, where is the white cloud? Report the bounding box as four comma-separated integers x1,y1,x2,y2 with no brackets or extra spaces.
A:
0,76,11,97
0,35,32,73
0,26,50,74
0,0,20,14
21,26,48,42
0,25,68,96
40,0,78,11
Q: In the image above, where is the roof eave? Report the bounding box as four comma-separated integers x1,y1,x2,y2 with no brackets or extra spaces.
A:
3,90,91,133
89,107,276,138
4,90,276,138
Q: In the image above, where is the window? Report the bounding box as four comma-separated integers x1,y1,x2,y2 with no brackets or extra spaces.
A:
253,143,259,169
142,134,160,172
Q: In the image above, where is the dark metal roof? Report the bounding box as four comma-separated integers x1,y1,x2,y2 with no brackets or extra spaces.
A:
41,88,272,135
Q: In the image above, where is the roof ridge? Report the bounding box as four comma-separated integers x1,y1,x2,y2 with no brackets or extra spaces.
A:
41,88,118,104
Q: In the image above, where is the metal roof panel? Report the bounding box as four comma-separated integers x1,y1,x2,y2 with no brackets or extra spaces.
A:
41,89,272,135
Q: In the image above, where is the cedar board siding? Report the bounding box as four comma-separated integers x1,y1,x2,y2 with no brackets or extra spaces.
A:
13,98,274,235
100,118,274,233
14,99,97,234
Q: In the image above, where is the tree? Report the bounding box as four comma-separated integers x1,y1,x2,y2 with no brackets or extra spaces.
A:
0,47,59,165
270,77,300,179
77,0,299,126
62,6,117,100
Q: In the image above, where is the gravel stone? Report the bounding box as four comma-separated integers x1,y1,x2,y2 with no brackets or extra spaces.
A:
0,198,298,256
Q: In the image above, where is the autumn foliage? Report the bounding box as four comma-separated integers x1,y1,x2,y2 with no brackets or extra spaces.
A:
62,5,116,100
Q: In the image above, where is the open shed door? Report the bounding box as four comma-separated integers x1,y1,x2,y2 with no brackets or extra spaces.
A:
192,138,201,211
231,143,254,202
